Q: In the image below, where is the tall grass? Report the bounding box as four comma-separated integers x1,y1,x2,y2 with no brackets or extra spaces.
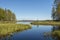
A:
52,30,60,37
0,24,31,37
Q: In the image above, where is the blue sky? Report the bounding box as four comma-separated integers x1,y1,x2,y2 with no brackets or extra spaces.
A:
0,0,54,20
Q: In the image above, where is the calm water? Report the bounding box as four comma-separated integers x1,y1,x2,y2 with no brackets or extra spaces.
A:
10,25,53,40
1,22,59,40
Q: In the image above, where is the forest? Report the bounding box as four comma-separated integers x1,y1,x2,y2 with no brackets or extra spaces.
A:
0,8,16,21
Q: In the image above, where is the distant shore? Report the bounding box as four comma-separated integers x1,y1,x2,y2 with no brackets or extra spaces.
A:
31,20,60,25
31,20,60,37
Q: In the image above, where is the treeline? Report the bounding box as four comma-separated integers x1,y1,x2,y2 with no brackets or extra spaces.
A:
0,8,16,21
52,1,60,21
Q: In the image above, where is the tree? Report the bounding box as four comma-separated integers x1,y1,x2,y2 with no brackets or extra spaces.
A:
0,8,6,21
12,13,16,21
52,1,60,21
0,8,16,21
52,6,56,20
56,3,60,20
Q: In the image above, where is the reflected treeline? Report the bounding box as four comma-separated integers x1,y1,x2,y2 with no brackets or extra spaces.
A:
37,25,39,28
52,26,60,31
43,25,60,40
52,26,60,40
0,26,32,40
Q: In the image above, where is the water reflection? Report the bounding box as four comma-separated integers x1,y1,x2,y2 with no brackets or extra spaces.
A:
37,25,39,28
52,26,60,40
1,25,60,40
42,25,60,40
52,26,60,31
9,25,52,40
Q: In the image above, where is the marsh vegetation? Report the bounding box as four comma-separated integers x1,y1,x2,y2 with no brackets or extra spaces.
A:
0,23,31,38
31,20,60,25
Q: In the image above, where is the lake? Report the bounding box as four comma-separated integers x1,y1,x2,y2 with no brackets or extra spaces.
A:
1,22,59,40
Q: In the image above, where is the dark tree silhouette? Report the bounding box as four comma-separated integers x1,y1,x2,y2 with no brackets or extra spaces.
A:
52,0,60,21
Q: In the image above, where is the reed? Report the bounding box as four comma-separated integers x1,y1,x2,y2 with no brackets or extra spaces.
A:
52,30,60,37
0,24,31,37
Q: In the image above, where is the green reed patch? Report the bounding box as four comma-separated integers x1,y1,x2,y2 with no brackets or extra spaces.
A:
0,24,31,37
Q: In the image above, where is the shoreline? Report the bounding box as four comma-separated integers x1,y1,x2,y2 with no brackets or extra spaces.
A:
0,24,31,38
31,21,60,26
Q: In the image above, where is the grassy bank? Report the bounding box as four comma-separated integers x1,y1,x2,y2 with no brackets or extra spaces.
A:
52,30,60,40
0,24,31,37
31,21,60,25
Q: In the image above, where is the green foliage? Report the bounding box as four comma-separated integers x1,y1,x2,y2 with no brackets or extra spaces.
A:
52,3,60,20
0,8,16,21
52,6,56,20
56,3,60,17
